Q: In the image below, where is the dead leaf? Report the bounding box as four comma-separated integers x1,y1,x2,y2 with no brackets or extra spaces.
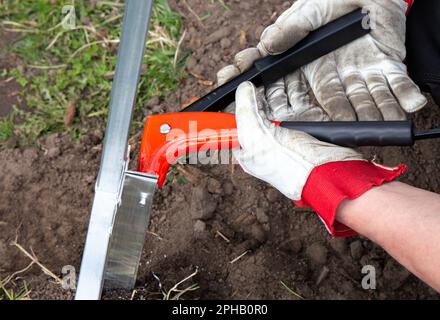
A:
105,70,115,80
64,98,77,127
189,71,204,79
182,96,200,108
8,90,20,98
239,30,247,48
198,79,214,87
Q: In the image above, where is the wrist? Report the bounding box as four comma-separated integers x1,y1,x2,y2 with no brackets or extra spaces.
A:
336,182,399,240
294,161,407,238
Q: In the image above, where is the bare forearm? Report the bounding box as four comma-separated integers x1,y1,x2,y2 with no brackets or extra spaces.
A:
337,181,440,292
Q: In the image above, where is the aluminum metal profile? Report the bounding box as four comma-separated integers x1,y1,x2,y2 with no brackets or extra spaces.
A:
75,0,153,300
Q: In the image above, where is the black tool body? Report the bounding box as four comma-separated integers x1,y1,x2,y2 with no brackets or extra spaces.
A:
181,9,440,147
280,121,415,147
183,9,369,112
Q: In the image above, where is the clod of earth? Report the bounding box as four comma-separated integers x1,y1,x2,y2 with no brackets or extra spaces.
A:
189,186,218,220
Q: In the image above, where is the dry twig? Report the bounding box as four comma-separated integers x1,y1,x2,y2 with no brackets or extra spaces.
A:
11,238,63,285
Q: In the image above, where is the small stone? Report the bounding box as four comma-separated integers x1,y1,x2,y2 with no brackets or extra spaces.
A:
383,258,410,290
250,223,267,243
207,178,222,194
220,38,231,49
350,240,363,260
194,220,206,233
306,243,328,266
265,188,280,202
255,208,269,224
223,182,234,196
330,238,348,256
152,105,162,114
205,27,231,44
189,187,217,220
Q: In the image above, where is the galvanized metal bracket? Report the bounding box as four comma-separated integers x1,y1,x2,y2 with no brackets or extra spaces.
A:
103,171,158,289
75,0,154,300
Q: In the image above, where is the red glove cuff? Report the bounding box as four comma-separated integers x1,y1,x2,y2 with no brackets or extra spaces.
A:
405,0,414,15
294,161,407,238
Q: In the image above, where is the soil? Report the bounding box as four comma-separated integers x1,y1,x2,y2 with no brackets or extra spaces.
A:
0,31,21,117
1,0,440,300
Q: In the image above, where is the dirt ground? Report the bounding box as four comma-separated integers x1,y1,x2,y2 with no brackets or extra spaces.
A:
1,0,440,300
0,31,21,117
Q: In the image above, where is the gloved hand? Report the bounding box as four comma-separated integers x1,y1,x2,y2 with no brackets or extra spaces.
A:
234,81,407,237
234,81,362,200
218,0,427,121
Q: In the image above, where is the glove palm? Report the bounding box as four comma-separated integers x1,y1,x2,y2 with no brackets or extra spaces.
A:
218,0,427,121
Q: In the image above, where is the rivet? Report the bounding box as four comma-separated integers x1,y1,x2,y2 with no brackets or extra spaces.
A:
160,124,171,134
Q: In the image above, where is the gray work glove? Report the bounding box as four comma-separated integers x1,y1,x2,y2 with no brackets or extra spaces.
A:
218,0,427,121
233,81,362,200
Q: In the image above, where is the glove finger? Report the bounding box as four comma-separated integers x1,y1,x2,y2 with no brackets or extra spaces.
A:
383,62,427,113
258,0,359,56
234,47,261,73
364,70,406,120
265,78,289,120
284,71,330,121
342,71,383,121
303,55,356,121
235,81,275,151
217,47,262,87
217,65,240,87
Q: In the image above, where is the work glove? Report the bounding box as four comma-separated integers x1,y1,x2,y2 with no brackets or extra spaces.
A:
234,81,362,200
234,81,406,237
218,0,427,121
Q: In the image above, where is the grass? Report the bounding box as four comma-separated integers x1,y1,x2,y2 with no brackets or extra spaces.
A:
162,268,200,300
0,280,31,300
133,268,199,300
280,280,304,300
0,114,14,142
0,0,189,145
